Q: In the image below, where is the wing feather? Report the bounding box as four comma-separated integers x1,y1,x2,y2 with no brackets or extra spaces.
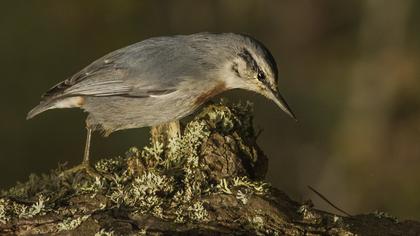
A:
41,37,206,101
42,50,132,99
41,50,178,100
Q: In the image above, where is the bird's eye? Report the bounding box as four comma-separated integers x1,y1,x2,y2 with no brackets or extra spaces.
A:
257,71,265,81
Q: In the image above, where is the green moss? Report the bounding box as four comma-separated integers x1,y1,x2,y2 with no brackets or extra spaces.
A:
0,102,272,233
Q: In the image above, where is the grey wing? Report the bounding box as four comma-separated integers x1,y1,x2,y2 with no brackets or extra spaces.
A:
42,49,177,101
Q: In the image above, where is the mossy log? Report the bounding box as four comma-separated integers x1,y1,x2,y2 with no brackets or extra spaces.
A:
1,102,419,235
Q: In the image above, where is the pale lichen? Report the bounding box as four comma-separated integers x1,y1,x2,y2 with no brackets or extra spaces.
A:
373,210,399,223
1,101,272,234
95,156,127,174
248,214,280,236
57,215,90,232
249,215,265,231
141,141,164,167
0,194,48,223
298,204,323,224
236,190,248,204
75,176,105,196
0,199,9,224
95,228,115,236
187,201,209,222
215,176,270,205
18,194,48,218
101,115,212,223
111,170,175,217
232,176,270,195
216,179,233,194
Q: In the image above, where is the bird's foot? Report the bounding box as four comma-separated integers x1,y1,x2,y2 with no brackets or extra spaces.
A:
59,162,101,179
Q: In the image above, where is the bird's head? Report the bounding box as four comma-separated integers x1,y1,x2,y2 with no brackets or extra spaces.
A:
223,34,297,120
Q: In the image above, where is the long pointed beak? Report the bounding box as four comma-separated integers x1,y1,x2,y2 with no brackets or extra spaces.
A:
267,89,297,121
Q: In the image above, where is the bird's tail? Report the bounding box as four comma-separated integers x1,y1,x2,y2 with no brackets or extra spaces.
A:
27,96,85,119
26,100,55,120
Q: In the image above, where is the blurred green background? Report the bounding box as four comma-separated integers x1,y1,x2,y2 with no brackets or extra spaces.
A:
1,0,420,220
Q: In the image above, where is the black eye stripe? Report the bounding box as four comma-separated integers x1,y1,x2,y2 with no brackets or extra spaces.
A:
239,49,268,84
238,49,258,72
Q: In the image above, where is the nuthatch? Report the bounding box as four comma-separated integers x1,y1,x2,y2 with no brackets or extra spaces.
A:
27,32,296,175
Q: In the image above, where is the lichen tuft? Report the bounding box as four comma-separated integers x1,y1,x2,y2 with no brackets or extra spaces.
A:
0,101,272,234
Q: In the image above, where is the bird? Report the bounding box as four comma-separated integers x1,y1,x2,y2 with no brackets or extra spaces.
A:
27,32,296,176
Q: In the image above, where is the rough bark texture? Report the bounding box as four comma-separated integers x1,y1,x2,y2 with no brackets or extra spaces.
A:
1,102,419,235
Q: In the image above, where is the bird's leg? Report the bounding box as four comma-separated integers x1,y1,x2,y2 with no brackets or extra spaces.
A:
82,127,92,166
151,120,181,151
59,127,100,178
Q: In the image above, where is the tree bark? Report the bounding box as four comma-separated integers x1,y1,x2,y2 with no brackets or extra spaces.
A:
1,103,419,235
